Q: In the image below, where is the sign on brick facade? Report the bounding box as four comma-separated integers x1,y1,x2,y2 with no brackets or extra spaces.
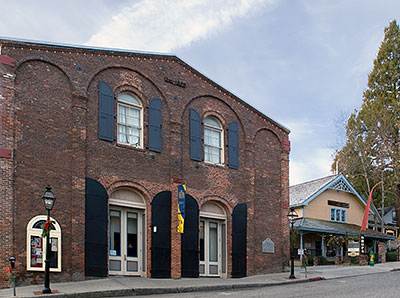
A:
262,238,275,253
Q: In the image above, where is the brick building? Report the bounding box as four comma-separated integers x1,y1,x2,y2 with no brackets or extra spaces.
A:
0,38,290,287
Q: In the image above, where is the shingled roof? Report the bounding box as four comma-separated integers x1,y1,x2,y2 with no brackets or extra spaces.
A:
290,175,338,206
289,174,369,211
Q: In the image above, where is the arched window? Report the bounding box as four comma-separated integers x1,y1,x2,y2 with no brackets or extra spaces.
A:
26,215,62,272
117,93,143,147
204,117,224,164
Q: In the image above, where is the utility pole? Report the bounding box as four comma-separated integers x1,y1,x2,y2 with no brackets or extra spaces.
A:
381,171,385,234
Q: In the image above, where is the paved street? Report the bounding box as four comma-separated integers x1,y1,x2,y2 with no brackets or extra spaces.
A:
119,271,400,298
2,262,400,298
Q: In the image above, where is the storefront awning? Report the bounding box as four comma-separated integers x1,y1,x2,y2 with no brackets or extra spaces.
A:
293,218,395,241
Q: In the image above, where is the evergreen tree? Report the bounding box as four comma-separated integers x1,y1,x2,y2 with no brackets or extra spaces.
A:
333,20,400,226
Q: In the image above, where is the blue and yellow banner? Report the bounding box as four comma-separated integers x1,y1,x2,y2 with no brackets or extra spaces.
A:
177,184,186,233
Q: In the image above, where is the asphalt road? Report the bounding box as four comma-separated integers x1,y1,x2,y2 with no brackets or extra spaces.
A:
116,271,400,298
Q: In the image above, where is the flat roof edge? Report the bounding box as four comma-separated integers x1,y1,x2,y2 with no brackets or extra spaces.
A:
0,36,175,57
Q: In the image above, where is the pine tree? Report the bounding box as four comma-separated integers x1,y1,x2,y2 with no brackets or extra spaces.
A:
333,20,400,226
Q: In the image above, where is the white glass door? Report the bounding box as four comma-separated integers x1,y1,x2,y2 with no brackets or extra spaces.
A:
109,207,143,276
199,219,225,276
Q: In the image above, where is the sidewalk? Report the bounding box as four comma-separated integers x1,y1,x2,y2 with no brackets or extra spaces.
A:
2,262,400,298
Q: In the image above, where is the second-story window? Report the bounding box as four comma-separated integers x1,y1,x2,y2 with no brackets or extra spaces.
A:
330,208,346,223
117,93,143,147
204,117,223,164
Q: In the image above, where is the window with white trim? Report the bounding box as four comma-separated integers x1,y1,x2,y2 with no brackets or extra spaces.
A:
117,93,143,147
204,117,223,164
330,208,347,223
26,215,62,272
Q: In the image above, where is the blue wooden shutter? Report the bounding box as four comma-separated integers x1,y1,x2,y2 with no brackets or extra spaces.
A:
151,191,172,278
181,195,199,277
190,108,202,161
148,98,163,152
85,178,108,277
98,80,114,141
232,203,247,278
228,121,239,169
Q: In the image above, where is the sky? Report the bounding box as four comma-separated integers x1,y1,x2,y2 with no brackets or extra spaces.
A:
1,0,399,185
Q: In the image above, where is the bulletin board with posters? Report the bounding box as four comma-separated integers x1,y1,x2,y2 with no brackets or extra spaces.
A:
27,215,62,272
30,236,43,268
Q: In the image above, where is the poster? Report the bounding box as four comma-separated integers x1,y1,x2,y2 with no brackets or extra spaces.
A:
30,236,43,267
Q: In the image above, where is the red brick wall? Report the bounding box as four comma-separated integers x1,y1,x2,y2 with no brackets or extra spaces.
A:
0,39,290,286
0,55,16,287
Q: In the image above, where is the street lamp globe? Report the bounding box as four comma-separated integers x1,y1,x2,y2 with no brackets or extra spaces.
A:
42,186,56,211
287,207,298,223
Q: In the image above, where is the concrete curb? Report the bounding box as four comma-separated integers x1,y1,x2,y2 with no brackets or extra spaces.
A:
16,277,325,298
6,266,400,298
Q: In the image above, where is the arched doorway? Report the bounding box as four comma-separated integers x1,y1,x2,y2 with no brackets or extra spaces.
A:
108,188,146,277
199,201,227,277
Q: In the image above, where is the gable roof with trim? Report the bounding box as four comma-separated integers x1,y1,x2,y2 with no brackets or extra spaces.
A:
290,173,372,214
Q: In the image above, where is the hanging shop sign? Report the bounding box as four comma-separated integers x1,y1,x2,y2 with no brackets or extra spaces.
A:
360,234,366,254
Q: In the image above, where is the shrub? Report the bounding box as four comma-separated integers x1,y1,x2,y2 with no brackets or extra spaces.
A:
318,256,329,265
350,256,359,264
386,251,397,262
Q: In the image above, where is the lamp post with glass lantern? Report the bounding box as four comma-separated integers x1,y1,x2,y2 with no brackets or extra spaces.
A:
41,186,56,294
287,207,298,279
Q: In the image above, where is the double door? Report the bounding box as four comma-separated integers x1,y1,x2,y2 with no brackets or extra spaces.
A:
109,206,145,276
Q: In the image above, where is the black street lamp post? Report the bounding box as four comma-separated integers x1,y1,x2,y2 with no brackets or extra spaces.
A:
287,207,298,279
41,186,56,294
9,257,16,296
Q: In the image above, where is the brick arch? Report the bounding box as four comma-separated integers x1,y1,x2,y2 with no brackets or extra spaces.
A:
180,95,246,139
85,66,171,117
103,179,151,206
253,127,283,149
86,66,172,155
253,128,282,183
103,180,153,276
202,111,227,128
15,58,75,94
114,84,147,108
252,128,283,274
199,195,234,216
13,59,77,282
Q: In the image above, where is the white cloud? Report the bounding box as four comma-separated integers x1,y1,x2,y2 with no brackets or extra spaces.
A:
290,147,334,186
284,118,328,143
0,1,115,44
86,0,279,52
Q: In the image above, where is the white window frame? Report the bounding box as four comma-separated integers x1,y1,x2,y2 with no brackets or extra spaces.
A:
330,208,347,223
26,215,62,272
203,117,224,165
199,203,227,277
117,93,143,148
